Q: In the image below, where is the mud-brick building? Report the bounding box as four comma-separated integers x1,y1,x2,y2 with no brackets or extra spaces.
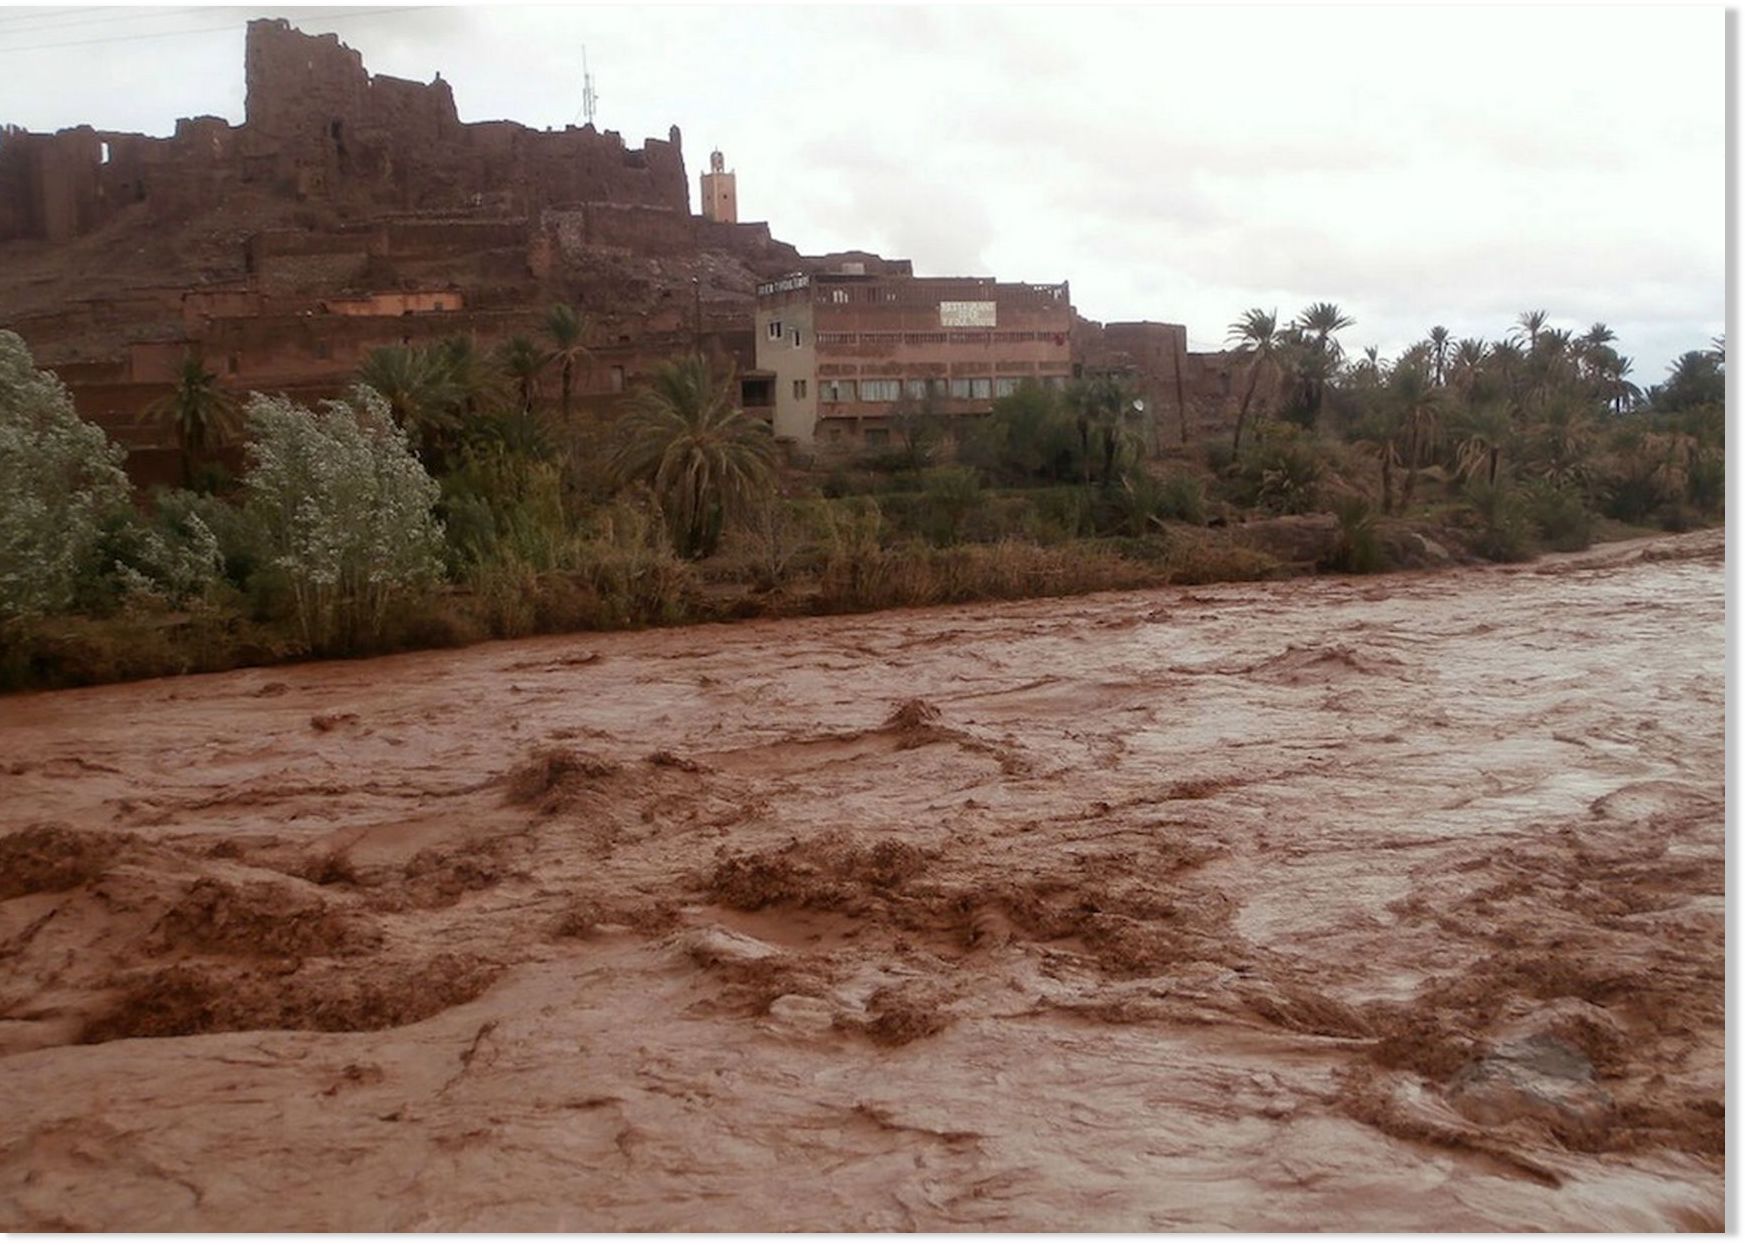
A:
749,268,1073,447
1071,318,1191,452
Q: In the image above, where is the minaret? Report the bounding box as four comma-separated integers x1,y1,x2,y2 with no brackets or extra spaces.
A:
700,149,737,223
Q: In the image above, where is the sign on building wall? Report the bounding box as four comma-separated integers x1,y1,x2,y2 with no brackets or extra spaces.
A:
757,274,811,297
939,301,997,328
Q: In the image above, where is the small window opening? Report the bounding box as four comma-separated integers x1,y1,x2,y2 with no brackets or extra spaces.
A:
99,141,110,165
609,366,625,393
767,320,783,340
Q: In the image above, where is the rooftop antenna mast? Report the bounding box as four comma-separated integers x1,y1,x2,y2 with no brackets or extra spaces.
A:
581,45,598,127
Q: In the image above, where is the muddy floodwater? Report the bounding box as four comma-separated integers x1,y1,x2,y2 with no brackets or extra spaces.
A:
0,528,1724,1230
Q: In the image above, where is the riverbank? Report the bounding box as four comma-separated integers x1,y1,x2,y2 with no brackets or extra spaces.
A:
0,510,1688,694
0,526,1723,1229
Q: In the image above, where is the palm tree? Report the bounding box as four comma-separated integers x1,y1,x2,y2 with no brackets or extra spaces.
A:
610,355,778,558
1579,322,1616,372
545,303,593,420
1599,355,1641,415
1227,308,1281,457
1390,363,1441,513
146,354,240,489
1452,338,1488,397
1066,373,1139,487
439,335,505,416
1427,326,1451,387
1517,309,1549,352
1291,302,1354,422
501,335,548,415
1453,402,1511,487
356,344,463,467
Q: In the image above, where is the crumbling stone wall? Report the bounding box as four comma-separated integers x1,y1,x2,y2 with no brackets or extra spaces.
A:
0,18,689,244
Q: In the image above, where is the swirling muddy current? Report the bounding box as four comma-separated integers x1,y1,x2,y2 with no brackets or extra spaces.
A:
0,528,1724,1230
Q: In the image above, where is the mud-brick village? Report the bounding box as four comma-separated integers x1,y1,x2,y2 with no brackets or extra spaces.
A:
0,9,1726,1235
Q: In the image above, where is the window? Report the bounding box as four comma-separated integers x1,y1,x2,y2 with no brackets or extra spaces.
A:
767,320,783,339
832,289,848,304
793,379,808,399
314,340,331,360
903,379,928,401
949,378,972,399
994,377,1022,398
828,426,844,442
227,353,240,375
865,428,890,447
791,328,802,347
610,366,625,393
969,377,993,400
859,379,900,402
99,141,110,165
928,378,951,398
820,379,857,402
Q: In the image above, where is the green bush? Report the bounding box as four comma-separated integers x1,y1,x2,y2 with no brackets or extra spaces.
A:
1462,481,1534,562
1326,494,1385,573
1686,452,1724,514
1524,482,1594,552
919,465,982,545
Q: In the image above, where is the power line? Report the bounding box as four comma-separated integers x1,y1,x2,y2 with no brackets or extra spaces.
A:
0,7,118,28
0,6,207,34
0,6,435,54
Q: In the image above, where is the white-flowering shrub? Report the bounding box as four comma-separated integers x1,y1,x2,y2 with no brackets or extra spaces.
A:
242,387,444,650
0,331,132,617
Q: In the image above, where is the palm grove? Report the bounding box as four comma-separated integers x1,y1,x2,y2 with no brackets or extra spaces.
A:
0,296,1724,688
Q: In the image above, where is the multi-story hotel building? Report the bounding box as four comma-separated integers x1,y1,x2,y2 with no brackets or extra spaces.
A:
747,268,1074,448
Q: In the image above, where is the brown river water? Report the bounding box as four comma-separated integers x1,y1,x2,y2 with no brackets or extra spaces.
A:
0,527,1725,1230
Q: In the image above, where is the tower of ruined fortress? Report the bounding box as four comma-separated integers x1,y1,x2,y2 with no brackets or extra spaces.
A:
0,18,691,243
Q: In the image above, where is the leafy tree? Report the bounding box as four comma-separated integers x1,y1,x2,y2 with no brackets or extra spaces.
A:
145,354,240,490
609,355,777,559
0,331,132,616
962,384,1082,484
886,389,946,471
243,387,445,650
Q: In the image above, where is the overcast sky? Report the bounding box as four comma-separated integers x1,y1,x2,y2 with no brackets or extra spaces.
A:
0,3,1726,375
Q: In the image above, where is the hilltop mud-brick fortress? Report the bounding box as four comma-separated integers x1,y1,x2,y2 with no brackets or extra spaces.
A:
0,19,1247,482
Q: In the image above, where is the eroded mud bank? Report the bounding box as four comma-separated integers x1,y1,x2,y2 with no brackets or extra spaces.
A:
0,529,1724,1230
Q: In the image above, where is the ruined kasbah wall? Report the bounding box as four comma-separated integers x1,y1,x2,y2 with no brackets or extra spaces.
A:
0,18,689,244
